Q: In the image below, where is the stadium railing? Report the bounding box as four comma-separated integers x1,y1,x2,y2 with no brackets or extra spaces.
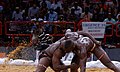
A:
116,22,120,37
77,19,91,31
115,22,120,47
103,22,114,43
41,21,76,36
5,21,33,46
4,21,76,46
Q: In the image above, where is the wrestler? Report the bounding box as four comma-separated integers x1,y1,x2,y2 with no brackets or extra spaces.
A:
62,31,120,72
35,39,79,72
54,29,120,72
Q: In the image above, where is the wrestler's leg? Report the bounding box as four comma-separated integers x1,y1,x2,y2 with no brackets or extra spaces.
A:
35,57,51,72
60,60,68,72
70,55,79,72
93,46,120,72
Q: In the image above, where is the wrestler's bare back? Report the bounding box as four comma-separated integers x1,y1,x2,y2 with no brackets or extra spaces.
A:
44,41,64,57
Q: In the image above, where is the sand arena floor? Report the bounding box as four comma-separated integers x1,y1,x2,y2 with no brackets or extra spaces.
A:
0,65,114,72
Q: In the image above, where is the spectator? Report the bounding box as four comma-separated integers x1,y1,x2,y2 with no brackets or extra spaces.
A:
31,14,43,22
0,5,3,21
105,7,114,18
12,7,23,21
103,12,116,32
103,13,116,25
91,8,99,21
103,13,116,45
31,20,53,63
98,7,106,21
50,0,63,10
116,12,120,21
44,8,58,33
39,1,48,19
70,1,82,21
0,6,3,13
81,7,93,20
39,0,51,10
68,8,77,22
116,13,120,43
62,6,69,21
28,3,39,20
44,8,58,21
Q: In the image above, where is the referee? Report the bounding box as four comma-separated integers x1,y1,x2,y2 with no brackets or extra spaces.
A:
31,19,53,63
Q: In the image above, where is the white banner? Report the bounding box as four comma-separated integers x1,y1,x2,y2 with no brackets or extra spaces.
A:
82,22,106,38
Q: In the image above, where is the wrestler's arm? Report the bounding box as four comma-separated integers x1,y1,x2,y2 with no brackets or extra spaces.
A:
55,37,65,43
72,46,87,72
92,46,120,72
80,56,87,72
77,31,100,45
52,49,77,71
52,49,69,71
79,47,87,72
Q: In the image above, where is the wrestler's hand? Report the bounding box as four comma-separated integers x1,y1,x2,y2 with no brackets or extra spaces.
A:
69,63,79,69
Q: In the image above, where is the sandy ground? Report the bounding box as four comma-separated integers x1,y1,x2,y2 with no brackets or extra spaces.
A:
0,65,114,72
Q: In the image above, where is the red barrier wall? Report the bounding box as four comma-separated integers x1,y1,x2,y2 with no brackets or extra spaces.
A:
4,21,76,46
103,22,114,44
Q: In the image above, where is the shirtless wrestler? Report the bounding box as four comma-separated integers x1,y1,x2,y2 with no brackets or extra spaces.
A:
35,39,79,72
71,36,120,72
60,29,120,72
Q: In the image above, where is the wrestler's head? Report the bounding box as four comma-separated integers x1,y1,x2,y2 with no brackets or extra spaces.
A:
62,39,75,52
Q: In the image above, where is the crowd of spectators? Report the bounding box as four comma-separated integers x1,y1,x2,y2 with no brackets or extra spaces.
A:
0,0,120,23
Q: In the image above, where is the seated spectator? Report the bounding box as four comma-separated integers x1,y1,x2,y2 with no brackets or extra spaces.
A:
70,1,82,21
39,1,48,19
28,3,39,20
31,14,43,22
62,7,69,21
91,9,99,21
39,0,51,10
44,8,58,33
44,8,58,21
98,7,106,21
68,8,77,22
50,0,63,10
103,13,116,26
81,7,93,21
12,7,23,21
103,13,116,45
